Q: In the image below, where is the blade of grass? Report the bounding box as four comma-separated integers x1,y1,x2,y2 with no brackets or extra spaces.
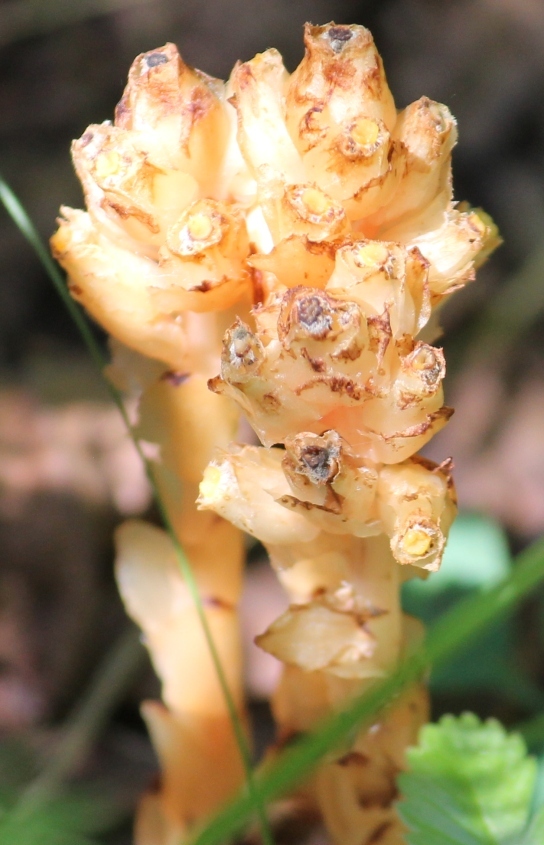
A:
188,535,544,845
0,177,274,845
0,624,143,835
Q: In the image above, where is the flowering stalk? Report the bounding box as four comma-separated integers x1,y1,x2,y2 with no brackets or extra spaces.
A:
52,21,498,845
51,43,257,843
197,22,497,845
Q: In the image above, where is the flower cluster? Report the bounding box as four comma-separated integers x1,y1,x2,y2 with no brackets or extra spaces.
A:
52,21,498,845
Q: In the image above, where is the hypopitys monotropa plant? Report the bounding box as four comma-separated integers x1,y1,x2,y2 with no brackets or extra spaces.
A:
51,21,499,845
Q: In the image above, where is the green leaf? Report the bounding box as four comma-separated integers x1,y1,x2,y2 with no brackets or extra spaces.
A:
519,806,544,845
189,536,544,845
0,787,125,845
408,513,512,598
403,515,544,709
398,713,537,845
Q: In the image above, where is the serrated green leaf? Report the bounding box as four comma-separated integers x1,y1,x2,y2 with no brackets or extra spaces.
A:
398,713,537,845
519,806,544,845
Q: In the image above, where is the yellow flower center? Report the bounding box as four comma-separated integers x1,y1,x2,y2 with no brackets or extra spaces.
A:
199,465,223,501
187,212,215,242
355,241,389,268
412,347,437,371
94,150,121,182
402,527,432,557
300,187,331,217
351,117,380,148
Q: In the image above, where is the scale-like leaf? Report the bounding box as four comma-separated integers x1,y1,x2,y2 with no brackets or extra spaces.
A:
398,713,537,845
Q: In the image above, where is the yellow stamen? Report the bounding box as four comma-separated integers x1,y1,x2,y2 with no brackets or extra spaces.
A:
412,347,436,371
351,117,380,148
199,465,223,501
402,527,432,557
94,150,121,182
468,211,488,236
301,187,330,217
187,212,215,242
355,242,389,267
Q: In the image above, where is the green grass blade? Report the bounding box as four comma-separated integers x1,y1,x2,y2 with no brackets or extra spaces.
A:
188,536,544,845
15,626,143,812
0,625,143,840
0,176,273,845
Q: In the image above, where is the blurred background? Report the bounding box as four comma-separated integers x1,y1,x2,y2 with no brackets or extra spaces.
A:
0,0,543,842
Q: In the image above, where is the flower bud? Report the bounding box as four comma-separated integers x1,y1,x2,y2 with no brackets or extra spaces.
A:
393,340,446,405
114,43,231,196
280,430,379,537
284,24,400,219
258,181,349,245
327,240,431,337
377,457,456,570
218,318,266,383
230,49,303,184
286,24,397,150
155,199,251,313
51,209,190,368
72,123,198,248
197,445,319,545
367,97,457,233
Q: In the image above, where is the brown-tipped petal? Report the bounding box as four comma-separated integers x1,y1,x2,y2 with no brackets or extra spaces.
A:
408,206,500,297
367,97,457,233
115,43,231,194
320,404,453,464
286,24,397,151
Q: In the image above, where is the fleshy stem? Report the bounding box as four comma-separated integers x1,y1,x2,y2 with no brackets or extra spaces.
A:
0,176,274,845
188,534,544,845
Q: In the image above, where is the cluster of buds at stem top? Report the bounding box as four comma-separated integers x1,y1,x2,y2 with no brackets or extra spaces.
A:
52,20,499,845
